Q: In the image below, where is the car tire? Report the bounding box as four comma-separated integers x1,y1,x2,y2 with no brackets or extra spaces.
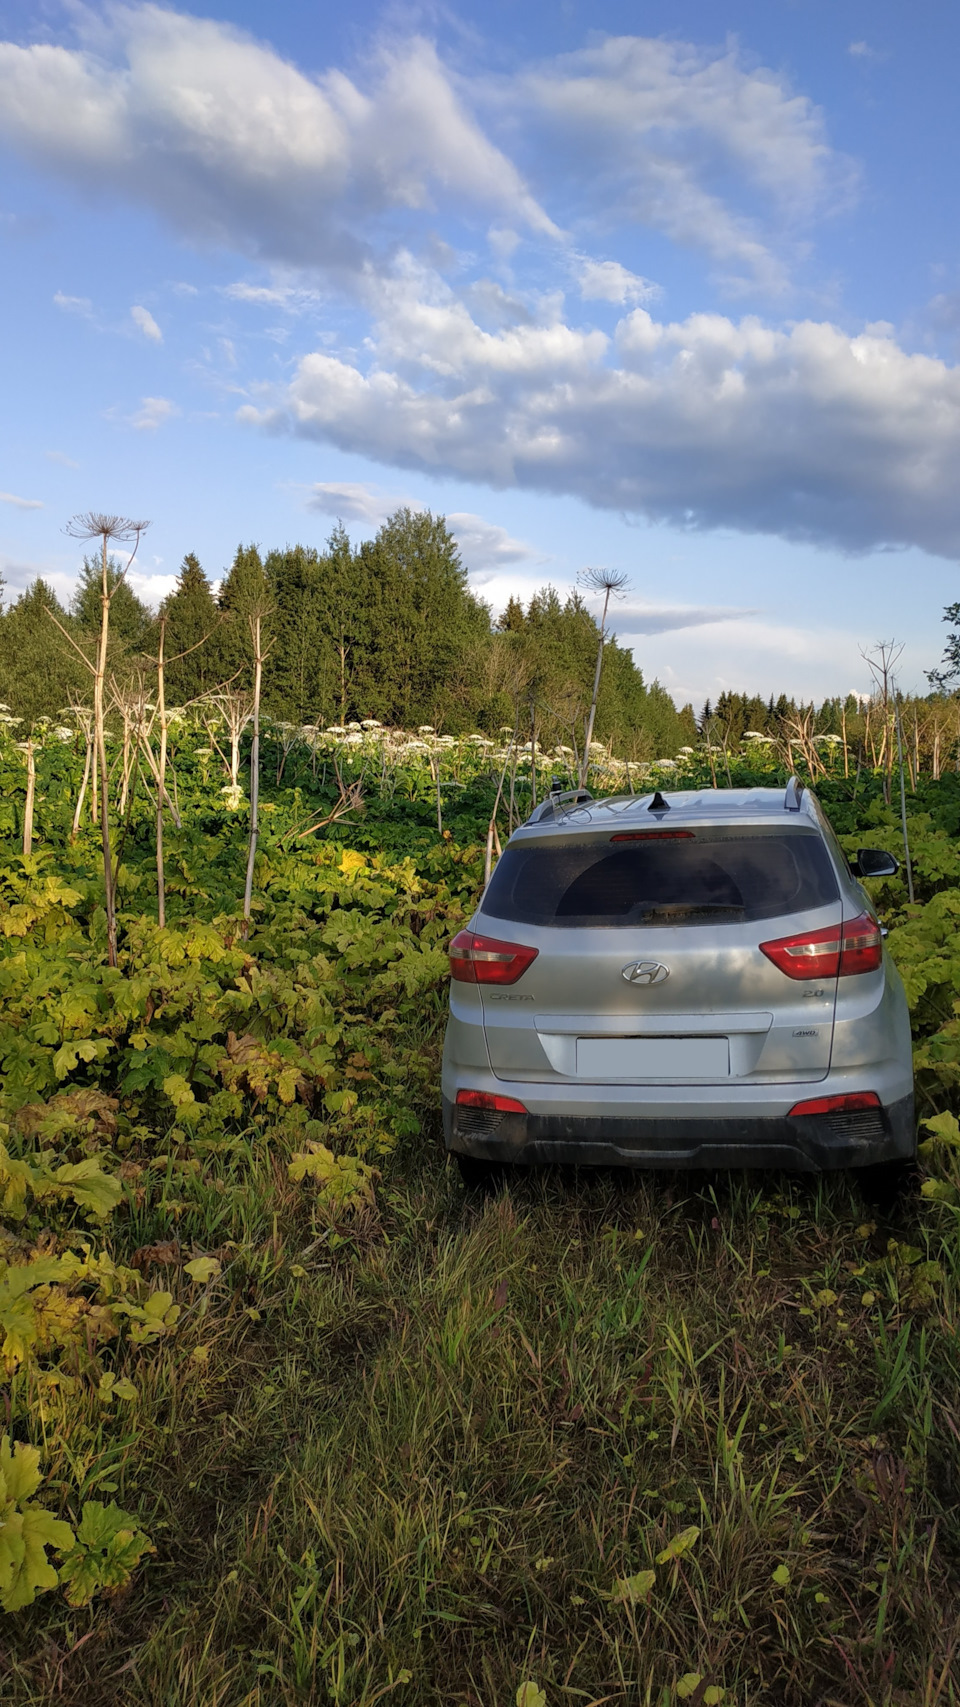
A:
455,1153,509,1191
854,1156,917,1209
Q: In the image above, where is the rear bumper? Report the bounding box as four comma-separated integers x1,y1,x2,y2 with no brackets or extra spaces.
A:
442,1092,916,1172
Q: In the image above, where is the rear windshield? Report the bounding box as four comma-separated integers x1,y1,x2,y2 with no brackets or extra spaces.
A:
480,828,839,928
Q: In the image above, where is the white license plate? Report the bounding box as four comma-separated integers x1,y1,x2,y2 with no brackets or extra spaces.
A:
575,1036,730,1079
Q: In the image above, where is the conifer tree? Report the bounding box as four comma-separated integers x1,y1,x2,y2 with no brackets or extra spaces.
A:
161,554,221,704
71,555,154,651
0,580,87,726
218,544,270,679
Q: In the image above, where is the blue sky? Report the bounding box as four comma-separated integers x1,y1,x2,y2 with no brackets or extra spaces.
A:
1,0,959,712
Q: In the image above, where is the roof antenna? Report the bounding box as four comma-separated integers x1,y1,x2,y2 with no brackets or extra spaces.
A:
648,790,670,813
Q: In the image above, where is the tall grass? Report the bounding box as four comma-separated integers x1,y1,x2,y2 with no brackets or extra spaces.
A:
6,1138,958,1706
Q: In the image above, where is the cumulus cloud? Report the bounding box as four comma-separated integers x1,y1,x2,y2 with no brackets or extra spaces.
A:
131,303,162,341
126,567,179,606
513,36,853,292
577,258,659,305
446,513,539,574
0,8,552,274
244,296,960,559
128,395,178,430
0,491,43,509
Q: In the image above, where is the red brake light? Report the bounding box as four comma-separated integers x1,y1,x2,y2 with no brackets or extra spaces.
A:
455,1089,528,1114
837,913,884,975
610,831,695,841
449,930,538,985
788,1092,881,1118
759,911,881,980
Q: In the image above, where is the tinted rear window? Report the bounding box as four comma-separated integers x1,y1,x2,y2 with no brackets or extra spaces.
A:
480,829,839,928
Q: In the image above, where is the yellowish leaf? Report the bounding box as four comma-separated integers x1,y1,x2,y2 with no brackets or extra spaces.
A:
184,1257,221,1285
656,1526,700,1565
516,1685,546,1707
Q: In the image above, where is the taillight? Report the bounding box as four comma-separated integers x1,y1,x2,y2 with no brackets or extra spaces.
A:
448,930,539,985
788,1091,881,1118
837,914,884,975
760,911,882,980
455,1089,528,1114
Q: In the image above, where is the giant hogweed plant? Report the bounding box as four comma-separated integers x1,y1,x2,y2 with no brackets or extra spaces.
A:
0,805,477,1618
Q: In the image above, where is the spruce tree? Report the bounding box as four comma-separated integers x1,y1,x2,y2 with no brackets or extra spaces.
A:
161,554,221,704
0,579,87,727
71,554,154,651
217,544,270,680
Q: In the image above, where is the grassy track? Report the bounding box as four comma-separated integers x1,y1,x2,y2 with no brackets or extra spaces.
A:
6,1136,959,1706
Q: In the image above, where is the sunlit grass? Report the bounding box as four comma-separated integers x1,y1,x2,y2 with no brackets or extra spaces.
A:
5,1134,959,1706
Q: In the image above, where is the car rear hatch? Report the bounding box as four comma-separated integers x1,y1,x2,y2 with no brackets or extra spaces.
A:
475,821,843,1086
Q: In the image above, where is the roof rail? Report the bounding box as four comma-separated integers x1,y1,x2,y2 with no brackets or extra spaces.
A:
784,775,805,812
527,785,593,825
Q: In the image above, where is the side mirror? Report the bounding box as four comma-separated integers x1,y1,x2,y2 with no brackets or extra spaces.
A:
852,847,900,879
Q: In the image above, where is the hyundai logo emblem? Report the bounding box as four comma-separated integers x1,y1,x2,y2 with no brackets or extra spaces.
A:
621,960,670,986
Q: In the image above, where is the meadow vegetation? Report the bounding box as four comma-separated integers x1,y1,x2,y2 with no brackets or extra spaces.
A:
1,687,959,1703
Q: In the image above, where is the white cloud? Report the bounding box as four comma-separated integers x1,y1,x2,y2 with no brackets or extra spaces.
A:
577,258,659,305
636,614,887,708
307,480,408,524
222,280,323,311
609,600,757,635
0,491,43,509
245,297,960,559
45,450,79,468
131,303,162,341
446,513,540,574
53,290,93,317
0,11,552,273
126,567,178,607
513,36,853,292
304,482,536,571
128,395,178,430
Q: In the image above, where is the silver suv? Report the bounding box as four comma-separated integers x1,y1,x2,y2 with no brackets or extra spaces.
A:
442,781,914,1182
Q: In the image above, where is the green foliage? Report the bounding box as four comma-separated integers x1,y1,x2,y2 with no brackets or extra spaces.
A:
288,1142,379,1215
0,1136,121,1220
0,1436,74,1612
160,554,222,703
0,581,87,730
3,708,960,1704
71,556,154,651
57,1500,155,1607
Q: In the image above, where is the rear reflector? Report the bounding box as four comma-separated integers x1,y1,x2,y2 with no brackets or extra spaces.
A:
610,831,695,841
788,1091,882,1118
449,929,539,985
455,1089,528,1114
760,911,882,980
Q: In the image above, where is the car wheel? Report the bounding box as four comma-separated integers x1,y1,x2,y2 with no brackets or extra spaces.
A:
855,1156,917,1209
455,1153,509,1191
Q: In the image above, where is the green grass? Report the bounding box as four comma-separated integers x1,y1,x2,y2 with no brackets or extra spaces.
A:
5,1134,959,1706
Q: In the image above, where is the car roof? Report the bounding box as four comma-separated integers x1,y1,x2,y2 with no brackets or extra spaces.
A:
519,783,823,837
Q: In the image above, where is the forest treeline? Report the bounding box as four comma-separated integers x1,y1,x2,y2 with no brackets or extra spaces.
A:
0,509,695,759
2,505,960,768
